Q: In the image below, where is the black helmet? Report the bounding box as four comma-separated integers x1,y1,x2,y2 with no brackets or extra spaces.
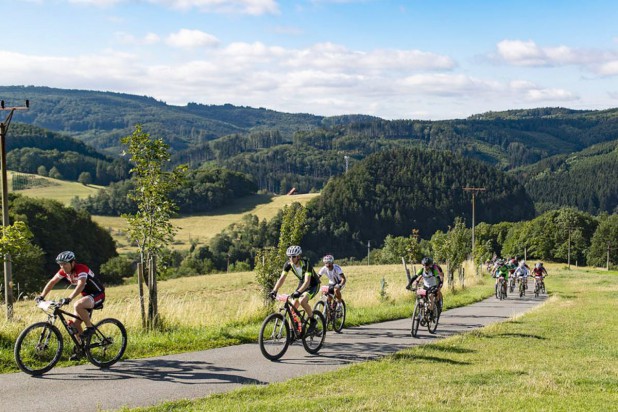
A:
421,257,433,266
56,251,76,263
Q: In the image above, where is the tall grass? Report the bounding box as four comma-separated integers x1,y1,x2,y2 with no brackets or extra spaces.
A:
0,262,491,373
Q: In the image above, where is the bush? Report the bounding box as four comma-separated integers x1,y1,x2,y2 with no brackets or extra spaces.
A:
99,256,134,285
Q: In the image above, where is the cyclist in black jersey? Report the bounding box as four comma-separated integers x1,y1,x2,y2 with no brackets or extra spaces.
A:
270,245,320,333
36,251,105,357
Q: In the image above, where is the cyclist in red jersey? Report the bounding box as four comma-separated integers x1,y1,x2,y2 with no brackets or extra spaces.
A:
36,251,105,342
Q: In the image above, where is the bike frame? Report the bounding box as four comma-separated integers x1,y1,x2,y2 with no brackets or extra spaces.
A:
276,295,307,340
39,302,86,349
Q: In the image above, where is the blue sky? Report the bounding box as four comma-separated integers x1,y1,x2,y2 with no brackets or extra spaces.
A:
3,0,618,119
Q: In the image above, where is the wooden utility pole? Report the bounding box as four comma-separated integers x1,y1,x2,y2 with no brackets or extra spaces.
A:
1,99,29,320
463,187,486,254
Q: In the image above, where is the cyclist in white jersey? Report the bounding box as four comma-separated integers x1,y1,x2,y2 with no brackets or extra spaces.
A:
318,255,347,306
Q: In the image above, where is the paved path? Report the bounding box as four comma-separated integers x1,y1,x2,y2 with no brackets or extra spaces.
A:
0,294,546,412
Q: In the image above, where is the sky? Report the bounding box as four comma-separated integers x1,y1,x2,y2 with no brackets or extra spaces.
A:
3,0,618,120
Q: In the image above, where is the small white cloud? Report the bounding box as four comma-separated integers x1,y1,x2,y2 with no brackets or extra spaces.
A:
153,0,280,15
525,88,577,102
165,29,219,49
115,32,161,46
598,61,618,76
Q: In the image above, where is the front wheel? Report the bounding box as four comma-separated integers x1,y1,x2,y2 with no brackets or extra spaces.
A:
85,318,127,368
14,322,63,376
313,300,328,326
302,311,326,354
332,300,346,333
427,304,439,334
259,313,290,361
411,303,421,337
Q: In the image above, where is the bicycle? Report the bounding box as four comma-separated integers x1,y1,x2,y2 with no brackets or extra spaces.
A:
313,285,346,333
495,276,507,300
259,293,326,361
409,285,440,337
509,275,516,293
518,276,527,297
14,299,127,376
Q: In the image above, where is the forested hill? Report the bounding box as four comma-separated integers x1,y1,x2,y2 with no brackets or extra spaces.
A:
6,123,130,185
513,140,618,214
302,147,535,259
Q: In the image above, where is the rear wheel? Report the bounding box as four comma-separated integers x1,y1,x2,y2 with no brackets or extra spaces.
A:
313,301,328,328
14,322,63,376
259,313,290,361
427,304,439,334
302,311,326,354
332,300,346,333
85,318,127,368
534,282,540,297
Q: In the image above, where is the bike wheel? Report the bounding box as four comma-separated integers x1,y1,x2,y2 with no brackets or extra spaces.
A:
534,283,540,297
14,322,63,376
259,313,290,361
519,282,525,297
332,301,346,333
427,305,439,334
313,301,329,329
85,318,127,368
411,303,421,337
302,311,326,354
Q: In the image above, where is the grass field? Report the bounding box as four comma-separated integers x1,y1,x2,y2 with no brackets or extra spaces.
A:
93,192,319,252
0,261,490,374
119,265,618,412
9,171,104,205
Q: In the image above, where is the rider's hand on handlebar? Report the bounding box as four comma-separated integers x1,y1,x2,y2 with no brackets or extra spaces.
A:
34,295,44,304
268,290,277,300
59,297,72,306
291,290,301,299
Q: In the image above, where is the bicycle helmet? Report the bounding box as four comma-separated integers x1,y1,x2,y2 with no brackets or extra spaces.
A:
535,262,543,269
56,251,76,263
421,257,433,266
286,245,302,257
322,255,334,264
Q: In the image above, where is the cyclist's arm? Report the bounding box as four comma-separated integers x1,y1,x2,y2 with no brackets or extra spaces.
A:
68,277,87,301
339,273,346,286
297,273,311,293
39,274,62,298
272,272,287,293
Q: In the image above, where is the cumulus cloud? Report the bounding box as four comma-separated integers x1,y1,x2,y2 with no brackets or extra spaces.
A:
150,0,279,15
165,29,220,49
508,80,578,102
115,32,161,46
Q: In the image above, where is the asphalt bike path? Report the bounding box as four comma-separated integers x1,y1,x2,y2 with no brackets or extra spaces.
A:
0,293,547,412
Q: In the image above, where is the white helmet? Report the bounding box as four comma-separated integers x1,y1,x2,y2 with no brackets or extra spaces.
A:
322,255,334,264
286,245,302,257
535,262,543,269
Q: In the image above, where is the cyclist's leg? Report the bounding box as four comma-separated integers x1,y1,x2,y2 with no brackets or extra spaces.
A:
74,295,95,331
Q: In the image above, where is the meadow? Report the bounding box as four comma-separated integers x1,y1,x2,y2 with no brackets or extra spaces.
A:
120,265,618,412
0,261,492,374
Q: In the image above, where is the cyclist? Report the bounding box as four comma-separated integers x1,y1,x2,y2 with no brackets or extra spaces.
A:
407,257,444,313
270,245,320,333
492,259,509,297
514,259,530,291
35,251,105,359
318,254,346,308
532,262,548,292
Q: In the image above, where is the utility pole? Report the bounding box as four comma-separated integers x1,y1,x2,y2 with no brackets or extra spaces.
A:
1,99,29,320
344,155,349,174
608,242,612,271
367,240,371,266
463,187,486,255
568,227,571,269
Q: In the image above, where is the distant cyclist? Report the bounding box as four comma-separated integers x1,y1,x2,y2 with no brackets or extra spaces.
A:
532,262,548,292
318,254,347,308
35,251,105,359
492,259,509,296
407,257,444,312
270,245,320,333
514,259,530,290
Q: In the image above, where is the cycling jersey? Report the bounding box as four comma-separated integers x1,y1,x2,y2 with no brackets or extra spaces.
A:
532,267,547,277
55,263,105,297
281,257,320,296
413,264,442,288
318,264,345,285
494,265,509,278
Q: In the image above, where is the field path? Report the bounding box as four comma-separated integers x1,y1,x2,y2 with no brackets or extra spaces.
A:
1,294,546,412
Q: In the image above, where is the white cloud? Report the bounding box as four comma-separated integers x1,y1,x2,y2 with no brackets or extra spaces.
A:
165,29,219,49
508,80,577,102
598,60,618,76
115,32,161,46
151,0,279,15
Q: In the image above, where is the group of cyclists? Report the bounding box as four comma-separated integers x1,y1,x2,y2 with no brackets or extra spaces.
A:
33,245,546,364
490,256,548,298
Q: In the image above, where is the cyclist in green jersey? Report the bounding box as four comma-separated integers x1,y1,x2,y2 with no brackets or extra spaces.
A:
270,245,320,333
492,259,510,294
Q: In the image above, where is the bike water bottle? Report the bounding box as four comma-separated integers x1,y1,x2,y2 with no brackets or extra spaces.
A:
292,312,302,332
67,320,77,335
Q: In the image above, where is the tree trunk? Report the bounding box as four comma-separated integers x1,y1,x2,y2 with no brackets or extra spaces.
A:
137,262,146,329
147,256,159,329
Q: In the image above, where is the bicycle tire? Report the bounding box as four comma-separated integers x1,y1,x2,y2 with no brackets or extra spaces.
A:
313,300,328,327
411,303,421,337
427,305,439,334
534,283,540,297
85,318,127,368
259,313,290,361
302,311,326,354
332,300,346,333
14,322,63,376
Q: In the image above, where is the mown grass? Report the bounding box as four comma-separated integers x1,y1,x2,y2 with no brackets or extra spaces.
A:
9,171,104,205
121,266,618,412
0,262,492,374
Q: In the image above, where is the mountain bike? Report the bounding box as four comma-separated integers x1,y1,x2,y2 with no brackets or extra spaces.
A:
313,285,346,333
495,276,507,300
14,300,127,376
409,285,440,337
509,275,516,293
519,275,527,297
259,293,326,361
